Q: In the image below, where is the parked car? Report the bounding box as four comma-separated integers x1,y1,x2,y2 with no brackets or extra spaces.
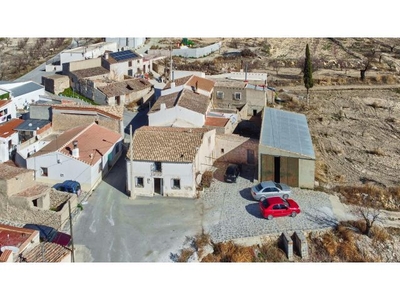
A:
23,224,72,247
251,180,291,201
224,164,240,183
259,196,300,220
53,180,82,196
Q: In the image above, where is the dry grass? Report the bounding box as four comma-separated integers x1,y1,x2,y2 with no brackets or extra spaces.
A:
256,240,288,262
200,171,214,188
333,185,396,208
177,248,195,262
201,241,255,262
370,226,391,245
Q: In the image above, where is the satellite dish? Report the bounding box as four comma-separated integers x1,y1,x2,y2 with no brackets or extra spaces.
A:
1,246,19,254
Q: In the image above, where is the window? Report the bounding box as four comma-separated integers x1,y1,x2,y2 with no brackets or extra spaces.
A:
40,167,48,177
154,162,162,172
136,177,144,187
32,199,38,207
233,92,241,100
128,61,132,67
172,179,181,189
216,91,224,99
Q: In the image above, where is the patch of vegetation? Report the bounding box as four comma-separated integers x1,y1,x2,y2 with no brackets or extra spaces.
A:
200,171,213,188
59,88,97,105
366,148,385,156
333,185,400,210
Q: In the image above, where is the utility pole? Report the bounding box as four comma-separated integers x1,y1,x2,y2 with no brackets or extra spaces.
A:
68,199,75,262
130,125,134,199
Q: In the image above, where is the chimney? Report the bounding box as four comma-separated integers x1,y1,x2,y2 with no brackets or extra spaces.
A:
160,103,166,110
72,140,79,158
195,81,198,92
171,82,175,88
105,52,109,60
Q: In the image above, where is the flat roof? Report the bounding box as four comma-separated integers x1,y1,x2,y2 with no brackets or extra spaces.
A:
9,81,44,97
14,119,51,131
260,108,315,159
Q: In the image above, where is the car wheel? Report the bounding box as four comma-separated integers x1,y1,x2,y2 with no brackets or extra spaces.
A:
267,215,273,220
291,212,297,217
282,194,289,200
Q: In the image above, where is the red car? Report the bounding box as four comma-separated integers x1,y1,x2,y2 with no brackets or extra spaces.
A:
259,197,300,220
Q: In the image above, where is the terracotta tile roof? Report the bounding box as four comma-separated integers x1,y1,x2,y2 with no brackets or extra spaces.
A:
149,89,210,115
70,67,109,79
97,78,151,97
52,103,123,120
0,224,38,254
149,91,180,113
0,249,13,262
23,242,70,263
205,117,229,127
0,161,32,180
185,75,215,93
163,75,192,90
32,123,122,166
178,90,210,115
127,126,211,162
0,119,24,139
0,100,12,108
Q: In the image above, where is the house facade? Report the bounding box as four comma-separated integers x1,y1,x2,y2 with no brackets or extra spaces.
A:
102,50,144,80
26,123,123,191
0,100,17,124
126,126,216,198
0,118,24,163
213,80,268,116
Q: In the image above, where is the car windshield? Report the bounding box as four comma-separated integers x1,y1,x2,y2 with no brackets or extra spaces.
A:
226,166,235,175
275,182,283,190
261,199,270,208
255,183,263,191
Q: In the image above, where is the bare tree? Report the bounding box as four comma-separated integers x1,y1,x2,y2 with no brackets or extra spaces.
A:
352,193,382,237
17,38,29,51
269,60,283,75
360,49,376,81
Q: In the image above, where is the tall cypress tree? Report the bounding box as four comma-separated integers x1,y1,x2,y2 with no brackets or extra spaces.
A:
303,43,313,105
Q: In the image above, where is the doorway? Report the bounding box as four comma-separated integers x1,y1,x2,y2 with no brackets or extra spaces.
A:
154,178,163,195
274,156,280,183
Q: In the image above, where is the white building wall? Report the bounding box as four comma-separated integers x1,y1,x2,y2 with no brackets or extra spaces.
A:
106,38,146,50
109,58,143,80
13,88,45,110
148,107,177,126
61,42,118,65
126,160,196,198
175,106,205,127
195,129,216,173
26,152,92,190
0,132,19,163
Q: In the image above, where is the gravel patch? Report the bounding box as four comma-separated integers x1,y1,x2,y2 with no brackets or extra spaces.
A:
201,174,337,243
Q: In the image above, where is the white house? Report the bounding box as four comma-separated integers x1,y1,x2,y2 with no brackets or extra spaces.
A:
0,81,45,110
126,126,216,198
105,38,146,50
50,41,118,72
148,89,212,128
26,122,123,191
0,100,17,124
102,50,144,80
0,118,24,163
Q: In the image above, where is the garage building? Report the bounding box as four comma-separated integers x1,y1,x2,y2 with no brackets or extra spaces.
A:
258,108,315,189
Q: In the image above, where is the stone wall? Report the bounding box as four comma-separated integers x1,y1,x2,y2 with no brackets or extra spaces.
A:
0,170,36,197
52,113,120,134
0,193,78,230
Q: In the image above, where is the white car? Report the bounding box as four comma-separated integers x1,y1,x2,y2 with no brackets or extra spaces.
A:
250,181,291,201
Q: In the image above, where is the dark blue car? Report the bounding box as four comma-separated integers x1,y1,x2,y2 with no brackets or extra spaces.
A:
53,180,82,196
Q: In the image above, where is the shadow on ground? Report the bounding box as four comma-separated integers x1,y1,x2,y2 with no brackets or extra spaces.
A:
245,203,263,219
303,209,339,229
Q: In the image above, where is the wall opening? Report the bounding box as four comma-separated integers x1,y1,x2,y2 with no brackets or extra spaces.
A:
274,156,280,182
